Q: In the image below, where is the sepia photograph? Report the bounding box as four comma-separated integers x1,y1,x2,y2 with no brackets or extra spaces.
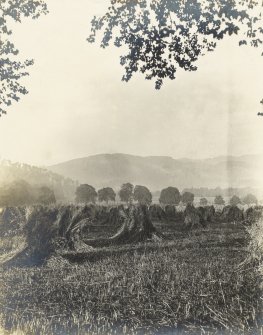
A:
0,0,263,334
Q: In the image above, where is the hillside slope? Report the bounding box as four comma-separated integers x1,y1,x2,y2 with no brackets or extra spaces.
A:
0,160,77,200
48,153,263,191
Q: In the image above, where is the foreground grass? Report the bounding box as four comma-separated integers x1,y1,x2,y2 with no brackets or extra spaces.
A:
0,224,262,335
0,235,26,266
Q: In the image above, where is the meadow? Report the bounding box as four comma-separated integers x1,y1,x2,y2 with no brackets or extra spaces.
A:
0,213,262,335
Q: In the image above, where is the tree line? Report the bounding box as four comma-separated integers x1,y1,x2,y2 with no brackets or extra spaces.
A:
75,184,258,206
183,187,260,198
0,180,56,207
0,180,258,207
0,161,77,201
213,194,258,206
75,183,153,205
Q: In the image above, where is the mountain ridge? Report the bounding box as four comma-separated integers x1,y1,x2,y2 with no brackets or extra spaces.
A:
50,153,263,164
47,153,263,191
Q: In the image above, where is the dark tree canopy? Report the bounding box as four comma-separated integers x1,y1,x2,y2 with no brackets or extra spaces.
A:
0,180,33,206
133,185,152,205
181,191,194,204
159,186,181,205
214,195,225,205
242,193,258,205
119,183,134,203
98,187,116,203
88,0,263,93
0,0,48,116
229,195,242,206
0,179,56,206
199,197,208,206
75,184,97,204
36,186,56,205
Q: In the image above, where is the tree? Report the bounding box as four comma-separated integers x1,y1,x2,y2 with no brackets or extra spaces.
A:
75,184,97,204
0,180,58,206
88,0,263,104
0,179,34,206
119,183,134,203
36,186,56,205
214,195,225,206
133,185,152,205
0,160,77,202
0,1,48,116
181,192,194,205
159,187,181,205
200,197,208,207
98,187,116,203
229,195,241,206
243,194,258,206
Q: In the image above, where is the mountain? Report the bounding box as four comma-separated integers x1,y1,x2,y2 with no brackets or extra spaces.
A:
47,153,263,192
0,160,78,200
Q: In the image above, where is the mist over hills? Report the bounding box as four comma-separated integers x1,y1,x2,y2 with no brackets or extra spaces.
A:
0,160,77,200
48,153,263,192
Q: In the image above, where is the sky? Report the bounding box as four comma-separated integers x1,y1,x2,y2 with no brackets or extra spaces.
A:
1,0,263,167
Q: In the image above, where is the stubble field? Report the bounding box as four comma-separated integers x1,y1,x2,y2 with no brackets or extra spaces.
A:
0,219,262,335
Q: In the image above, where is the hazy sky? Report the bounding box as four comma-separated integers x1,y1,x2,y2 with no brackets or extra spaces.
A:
1,0,263,166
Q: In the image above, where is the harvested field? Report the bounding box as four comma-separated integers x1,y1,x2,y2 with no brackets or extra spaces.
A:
0,215,262,335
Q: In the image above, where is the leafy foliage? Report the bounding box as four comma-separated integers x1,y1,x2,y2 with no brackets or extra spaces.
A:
199,197,208,206
133,185,152,205
0,180,56,206
119,183,134,203
243,193,258,205
0,180,33,206
88,0,263,90
36,186,56,205
159,186,181,205
214,195,225,205
230,195,242,206
98,187,116,203
0,0,48,115
75,184,97,204
181,191,194,205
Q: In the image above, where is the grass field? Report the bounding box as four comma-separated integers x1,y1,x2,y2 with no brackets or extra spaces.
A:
0,221,262,335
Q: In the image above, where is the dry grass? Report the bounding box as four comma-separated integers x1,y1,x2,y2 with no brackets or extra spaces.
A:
246,218,263,289
0,222,262,335
247,218,263,259
0,235,26,265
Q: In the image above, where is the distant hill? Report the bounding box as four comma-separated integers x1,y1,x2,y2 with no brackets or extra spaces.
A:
47,153,263,193
0,160,78,201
